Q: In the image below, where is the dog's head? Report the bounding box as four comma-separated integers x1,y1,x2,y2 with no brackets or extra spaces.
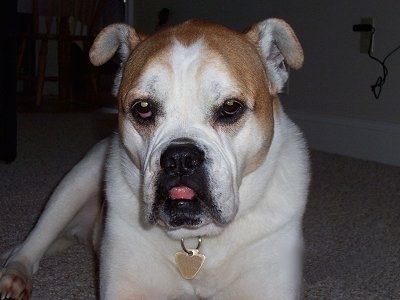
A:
90,19,303,239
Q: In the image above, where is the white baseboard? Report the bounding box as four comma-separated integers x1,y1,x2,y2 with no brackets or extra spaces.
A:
287,111,400,166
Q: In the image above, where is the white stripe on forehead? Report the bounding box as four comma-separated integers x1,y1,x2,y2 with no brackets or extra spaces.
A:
170,37,204,71
160,38,206,122
168,38,205,110
168,38,240,105
134,38,205,96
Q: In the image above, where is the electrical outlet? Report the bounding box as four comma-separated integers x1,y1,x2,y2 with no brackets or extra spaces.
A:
359,17,374,53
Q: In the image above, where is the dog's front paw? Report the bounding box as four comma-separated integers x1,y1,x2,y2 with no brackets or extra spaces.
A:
0,267,32,300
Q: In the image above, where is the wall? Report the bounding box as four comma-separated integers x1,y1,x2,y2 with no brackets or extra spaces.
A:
134,0,400,165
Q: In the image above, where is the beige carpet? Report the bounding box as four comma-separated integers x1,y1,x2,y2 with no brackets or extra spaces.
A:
1,113,399,299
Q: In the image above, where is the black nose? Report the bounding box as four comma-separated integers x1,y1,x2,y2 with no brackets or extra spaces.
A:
160,140,205,176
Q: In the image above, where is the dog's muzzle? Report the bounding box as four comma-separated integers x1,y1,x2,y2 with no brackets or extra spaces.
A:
151,138,220,229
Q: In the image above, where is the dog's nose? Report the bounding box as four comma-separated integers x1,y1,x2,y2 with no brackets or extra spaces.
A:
160,140,205,176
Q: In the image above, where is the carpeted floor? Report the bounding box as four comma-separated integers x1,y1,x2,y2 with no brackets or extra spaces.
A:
1,113,399,299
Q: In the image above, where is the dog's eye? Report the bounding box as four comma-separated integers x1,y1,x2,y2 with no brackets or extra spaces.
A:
130,100,155,124
216,99,245,123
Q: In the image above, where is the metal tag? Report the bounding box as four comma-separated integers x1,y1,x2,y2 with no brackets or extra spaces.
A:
175,249,205,280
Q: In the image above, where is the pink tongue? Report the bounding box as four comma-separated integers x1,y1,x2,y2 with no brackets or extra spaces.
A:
169,186,195,200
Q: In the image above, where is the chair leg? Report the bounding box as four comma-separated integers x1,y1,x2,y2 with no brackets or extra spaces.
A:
58,40,65,101
65,41,72,101
16,38,27,73
36,39,48,106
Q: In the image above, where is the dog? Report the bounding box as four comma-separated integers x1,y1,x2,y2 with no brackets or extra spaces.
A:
0,18,309,299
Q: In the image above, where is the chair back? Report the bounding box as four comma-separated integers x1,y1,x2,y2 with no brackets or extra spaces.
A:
31,0,104,38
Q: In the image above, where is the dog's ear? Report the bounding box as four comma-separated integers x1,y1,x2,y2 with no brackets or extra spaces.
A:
89,23,142,66
246,19,304,93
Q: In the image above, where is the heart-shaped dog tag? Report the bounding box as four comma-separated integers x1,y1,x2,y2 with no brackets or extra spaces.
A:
175,249,205,279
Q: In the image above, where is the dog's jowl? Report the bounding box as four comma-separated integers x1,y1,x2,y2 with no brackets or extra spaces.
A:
1,19,310,299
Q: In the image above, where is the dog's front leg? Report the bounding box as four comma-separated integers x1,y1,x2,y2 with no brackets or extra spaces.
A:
0,137,111,300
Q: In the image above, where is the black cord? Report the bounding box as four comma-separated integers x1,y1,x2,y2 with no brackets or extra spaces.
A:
367,27,400,99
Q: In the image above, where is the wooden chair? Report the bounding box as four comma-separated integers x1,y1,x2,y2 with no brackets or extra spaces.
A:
17,0,105,106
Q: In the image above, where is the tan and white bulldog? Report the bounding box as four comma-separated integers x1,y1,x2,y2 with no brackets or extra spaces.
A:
0,19,309,299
